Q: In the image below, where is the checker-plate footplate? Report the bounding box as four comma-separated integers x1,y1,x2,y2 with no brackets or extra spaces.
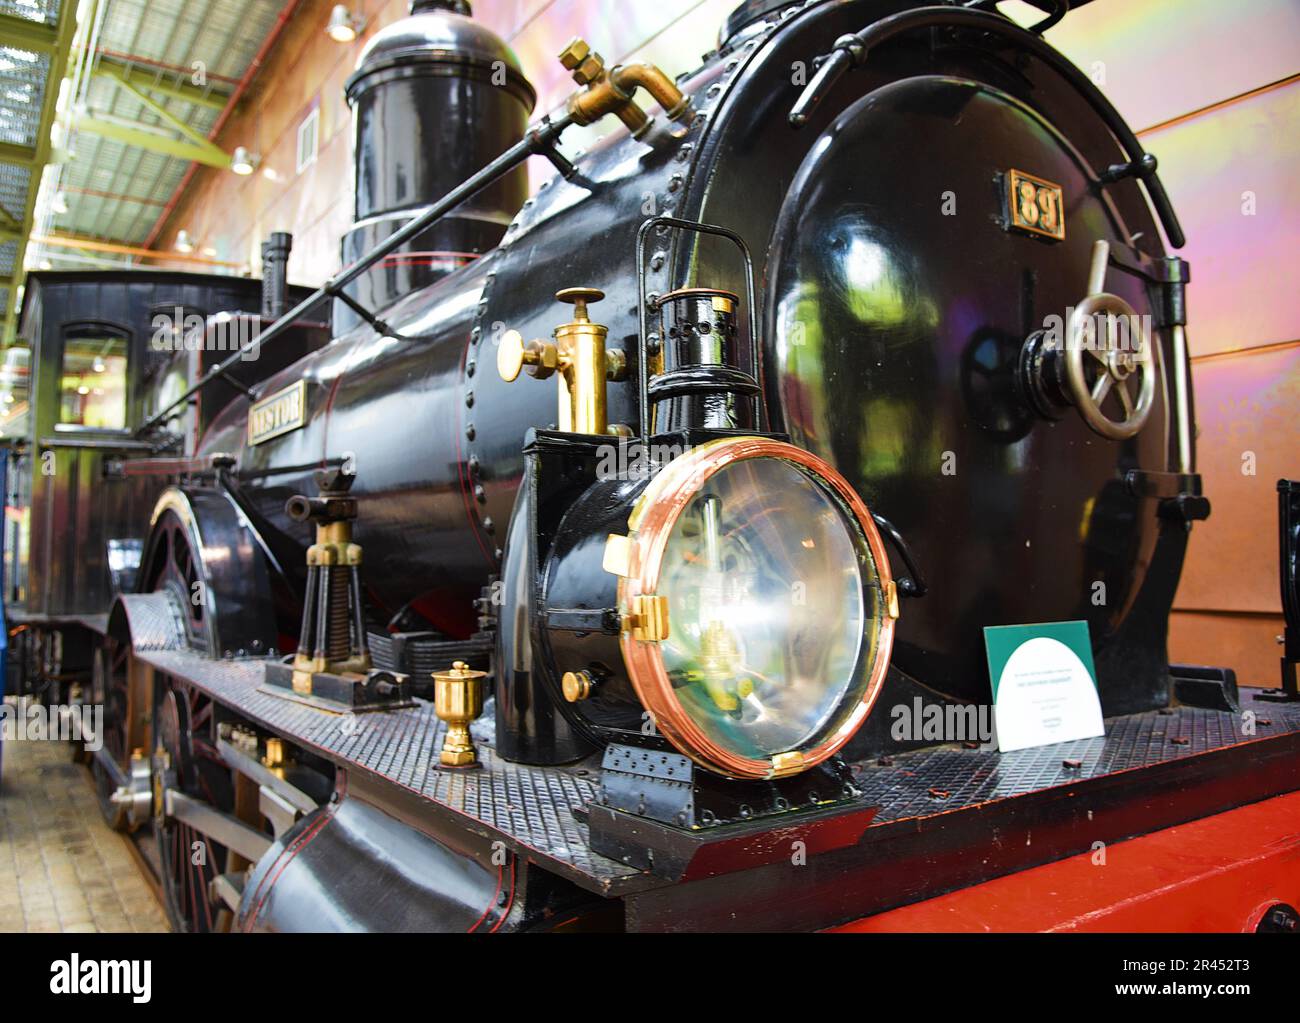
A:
137,648,1300,897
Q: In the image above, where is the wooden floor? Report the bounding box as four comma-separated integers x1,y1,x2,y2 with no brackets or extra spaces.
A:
0,707,169,933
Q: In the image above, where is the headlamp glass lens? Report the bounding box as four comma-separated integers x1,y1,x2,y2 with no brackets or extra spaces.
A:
656,456,880,761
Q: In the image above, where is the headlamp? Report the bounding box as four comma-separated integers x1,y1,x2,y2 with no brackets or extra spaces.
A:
548,435,896,779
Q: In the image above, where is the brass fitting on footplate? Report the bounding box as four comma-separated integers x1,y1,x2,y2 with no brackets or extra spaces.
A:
433,661,487,769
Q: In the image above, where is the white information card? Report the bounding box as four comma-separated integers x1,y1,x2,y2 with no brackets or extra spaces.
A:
984,621,1105,753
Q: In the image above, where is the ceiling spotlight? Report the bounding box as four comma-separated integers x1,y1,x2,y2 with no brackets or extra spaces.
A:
52,192,68,214
231,146,258,175
175,230,194,254
326,5,365,43
39,260,52,270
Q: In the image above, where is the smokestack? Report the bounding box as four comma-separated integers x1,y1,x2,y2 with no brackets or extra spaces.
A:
261,232,293,321
334,0,533,336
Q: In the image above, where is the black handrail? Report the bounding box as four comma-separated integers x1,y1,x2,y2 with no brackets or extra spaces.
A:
136,113,577,437
787,5,1185,249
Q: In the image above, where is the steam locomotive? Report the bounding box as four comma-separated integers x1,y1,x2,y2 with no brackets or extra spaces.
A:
5,0,1298,933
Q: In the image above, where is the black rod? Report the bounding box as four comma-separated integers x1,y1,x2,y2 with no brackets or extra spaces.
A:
350,565,369,660
313,566,332,662
136,113,576,437
298,564,318,657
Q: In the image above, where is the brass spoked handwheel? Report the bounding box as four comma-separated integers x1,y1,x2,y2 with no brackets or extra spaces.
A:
1065,240,1158,441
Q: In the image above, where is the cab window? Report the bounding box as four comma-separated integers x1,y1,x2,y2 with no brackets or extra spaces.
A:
59,332,129,429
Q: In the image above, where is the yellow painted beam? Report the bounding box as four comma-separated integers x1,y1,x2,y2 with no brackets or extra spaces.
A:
33,234,243,268
72,115,232,169
95,62,230,149
93,57,230,112
0,13,58,53
0,141,37,166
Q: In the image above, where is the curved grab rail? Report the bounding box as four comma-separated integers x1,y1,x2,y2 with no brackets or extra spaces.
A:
787,5,1185,249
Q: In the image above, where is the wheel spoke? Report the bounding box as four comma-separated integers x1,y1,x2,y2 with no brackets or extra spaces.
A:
1091,373,1113,406
1117,381,1135,417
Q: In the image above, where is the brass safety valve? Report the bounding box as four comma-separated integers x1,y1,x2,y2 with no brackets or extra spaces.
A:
559,37,694,139
498,288,628,436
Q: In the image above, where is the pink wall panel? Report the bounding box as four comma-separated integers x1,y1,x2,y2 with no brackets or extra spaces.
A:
1142,83,1300,357
1177,345,1300,616
1044,0,1300,132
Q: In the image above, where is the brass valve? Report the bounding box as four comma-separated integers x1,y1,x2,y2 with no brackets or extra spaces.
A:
497,332,559,382
559,38,604,87
433,661,486,769
562,670,595,703
559,36,694,139
498,288,628,436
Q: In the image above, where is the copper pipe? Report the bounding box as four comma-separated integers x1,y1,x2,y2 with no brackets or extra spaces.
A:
615,102,650,138
567,61,693,131
610,63,693,122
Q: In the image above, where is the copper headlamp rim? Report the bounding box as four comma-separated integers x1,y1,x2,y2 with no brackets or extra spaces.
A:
618,436,896,780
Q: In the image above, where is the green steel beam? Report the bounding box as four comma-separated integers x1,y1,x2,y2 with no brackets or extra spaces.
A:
0,205,20,233
94,64,228,153
0,141,37,166
0,227,21,244
73,115,233,168
2,0,78,346
0,13,58,53
94,58,231,113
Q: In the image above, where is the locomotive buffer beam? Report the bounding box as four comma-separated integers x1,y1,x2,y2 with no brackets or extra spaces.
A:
587,745,876,881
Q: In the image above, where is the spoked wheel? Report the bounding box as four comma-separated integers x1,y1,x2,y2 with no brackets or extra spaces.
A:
144,509,211,653
153,677,235,933
90,635,134,830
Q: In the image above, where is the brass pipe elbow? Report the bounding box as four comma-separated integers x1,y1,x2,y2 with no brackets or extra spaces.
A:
560,39,693,136
610,63,694,123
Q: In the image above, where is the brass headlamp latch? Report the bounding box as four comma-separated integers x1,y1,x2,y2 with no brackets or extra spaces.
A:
558,38,694,139
497,288,628,436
